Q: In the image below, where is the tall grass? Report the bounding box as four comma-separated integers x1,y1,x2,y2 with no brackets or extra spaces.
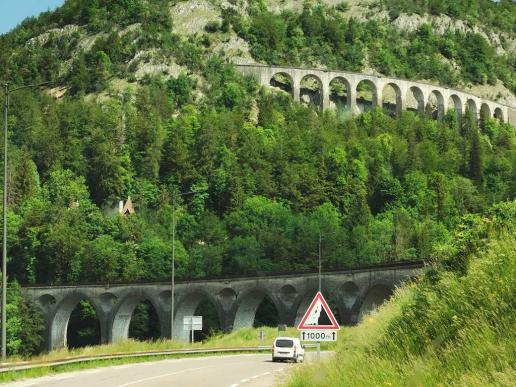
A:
287,203,516,386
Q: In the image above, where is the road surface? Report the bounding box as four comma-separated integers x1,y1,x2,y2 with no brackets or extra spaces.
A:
3,353,325,387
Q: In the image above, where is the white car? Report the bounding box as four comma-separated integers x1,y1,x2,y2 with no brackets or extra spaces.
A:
272,337,305,363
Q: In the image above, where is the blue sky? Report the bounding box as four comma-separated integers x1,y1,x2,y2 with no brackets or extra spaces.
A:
0,0,65,34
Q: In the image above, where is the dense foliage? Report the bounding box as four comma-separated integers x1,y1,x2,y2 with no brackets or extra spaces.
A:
288,201,516,386
234,2,515,91
2,77,515,286
0,1,514,93
378,0,516,33
4,283,44,357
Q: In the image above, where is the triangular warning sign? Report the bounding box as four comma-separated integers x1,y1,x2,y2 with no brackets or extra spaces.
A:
297,291,340,330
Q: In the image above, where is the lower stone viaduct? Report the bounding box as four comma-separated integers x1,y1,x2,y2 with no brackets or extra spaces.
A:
235,64,516,126
22,261,423,351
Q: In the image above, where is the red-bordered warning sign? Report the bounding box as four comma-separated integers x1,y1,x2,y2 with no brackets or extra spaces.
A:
297,291,340,330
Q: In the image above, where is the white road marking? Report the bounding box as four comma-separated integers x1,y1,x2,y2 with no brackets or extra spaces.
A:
116,365,213,387
229,369,277,386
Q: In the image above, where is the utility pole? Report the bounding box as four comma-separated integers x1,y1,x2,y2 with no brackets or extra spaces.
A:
170,194,176,341
318,232,322,293
317,231,322,361
2,84,8,361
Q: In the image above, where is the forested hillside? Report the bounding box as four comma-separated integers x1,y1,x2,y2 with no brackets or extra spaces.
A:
0,0,515,356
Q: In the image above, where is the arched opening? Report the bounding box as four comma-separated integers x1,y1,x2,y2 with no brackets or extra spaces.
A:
358,285,393,321
270,72,293,97
253,296,280,328
128,300,161,341
426,90,445,120
112,294,164,343
233,290,281,331
382,83,402,117
300,74,323,110
174,291,222,341
66,300,101,349
356,79,377,113
493,107,504,122
406,86,424,114
329,77,351,115
466,99,478,118
447,94,462,120
193,298,222,341
50,295,105,350
479,103,491,129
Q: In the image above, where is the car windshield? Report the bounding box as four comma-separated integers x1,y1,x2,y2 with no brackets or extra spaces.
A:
275,339,294,348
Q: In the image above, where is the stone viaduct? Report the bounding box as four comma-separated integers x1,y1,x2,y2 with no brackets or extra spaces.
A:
22,261,423,351
235,64,516,125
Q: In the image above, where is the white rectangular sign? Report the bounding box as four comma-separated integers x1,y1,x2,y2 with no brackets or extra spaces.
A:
300,330,337,342
183,316,202,331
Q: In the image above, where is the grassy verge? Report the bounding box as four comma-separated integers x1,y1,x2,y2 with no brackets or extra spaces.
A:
0,327,335,383
286,203,516,386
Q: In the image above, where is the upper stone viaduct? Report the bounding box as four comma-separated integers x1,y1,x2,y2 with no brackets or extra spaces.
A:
235,64,516,126
22,261,423,351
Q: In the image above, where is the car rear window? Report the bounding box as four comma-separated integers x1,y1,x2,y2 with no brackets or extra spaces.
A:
275,339,294,348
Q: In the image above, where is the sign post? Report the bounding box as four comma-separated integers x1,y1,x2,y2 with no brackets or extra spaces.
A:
183,316,202,343
297,291,340,360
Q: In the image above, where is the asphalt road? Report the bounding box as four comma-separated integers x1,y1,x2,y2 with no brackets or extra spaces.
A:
3,353,324,387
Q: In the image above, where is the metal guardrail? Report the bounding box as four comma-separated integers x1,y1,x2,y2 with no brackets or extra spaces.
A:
0,345,316,374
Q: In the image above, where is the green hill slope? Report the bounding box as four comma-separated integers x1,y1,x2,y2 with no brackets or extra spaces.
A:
0,0,514,357
287,201,516,386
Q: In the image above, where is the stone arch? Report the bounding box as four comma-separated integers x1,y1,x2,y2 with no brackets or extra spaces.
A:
174,290,223,341
447,94,462,118
341,282,360,309
37,294,57,312
329,76,351,113
50,293,105,350
426,90,445,120
270,72,294,97
358,284,393,321
218,287,237,311
381,83,402,116
233,288,282,331
466,99,478,117
493,107,504,122
300,74,323,110
111,292,165,343
356,79,377,113
158,290,171,306
339,282,360,324
279,285,298,305
98,292,118,314
480,103,491,125
406,86,425,114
